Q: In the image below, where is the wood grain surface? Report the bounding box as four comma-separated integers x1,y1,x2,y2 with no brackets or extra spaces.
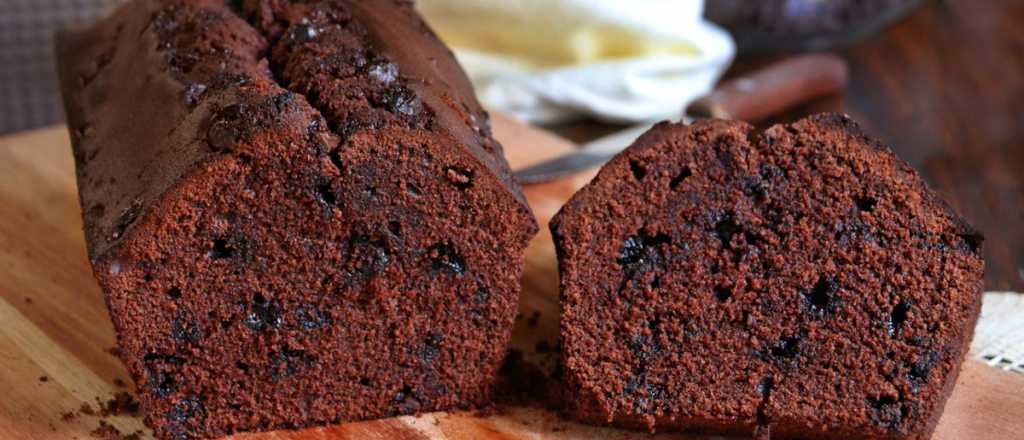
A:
0,117,1021,439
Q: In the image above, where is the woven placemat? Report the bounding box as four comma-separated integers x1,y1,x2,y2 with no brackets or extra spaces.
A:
0,0,123,134
973,292,1024,374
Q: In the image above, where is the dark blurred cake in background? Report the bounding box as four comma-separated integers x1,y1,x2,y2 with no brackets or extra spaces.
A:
706,0,926,53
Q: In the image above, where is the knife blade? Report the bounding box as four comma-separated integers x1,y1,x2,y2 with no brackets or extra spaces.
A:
514,53,849,184
511,123,661,184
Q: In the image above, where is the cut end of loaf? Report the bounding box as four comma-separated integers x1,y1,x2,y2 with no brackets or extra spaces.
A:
552,114,984,439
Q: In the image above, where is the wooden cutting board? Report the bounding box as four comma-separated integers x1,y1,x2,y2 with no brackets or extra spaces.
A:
0,115,1021,440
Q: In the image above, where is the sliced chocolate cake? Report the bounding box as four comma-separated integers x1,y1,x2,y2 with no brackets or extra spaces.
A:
56,0,537,438
551,114,983,439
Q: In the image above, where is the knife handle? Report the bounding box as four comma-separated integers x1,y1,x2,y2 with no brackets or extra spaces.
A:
686,53,849,122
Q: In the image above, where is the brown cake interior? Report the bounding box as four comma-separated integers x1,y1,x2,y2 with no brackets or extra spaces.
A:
551,115,983,439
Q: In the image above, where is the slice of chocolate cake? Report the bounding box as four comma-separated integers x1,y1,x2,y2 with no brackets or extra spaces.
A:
56,1,537,438
551,114,983,439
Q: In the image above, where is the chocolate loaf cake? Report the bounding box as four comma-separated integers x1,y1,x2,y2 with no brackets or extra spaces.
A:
56,1,537,438
551,114,983,439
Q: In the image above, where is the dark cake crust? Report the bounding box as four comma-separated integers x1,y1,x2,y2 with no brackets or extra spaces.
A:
56,1,537,439
551,114,983,440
